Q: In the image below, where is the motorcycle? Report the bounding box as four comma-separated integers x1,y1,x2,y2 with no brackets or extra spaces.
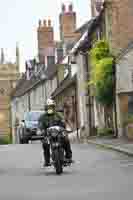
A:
47,125,72,175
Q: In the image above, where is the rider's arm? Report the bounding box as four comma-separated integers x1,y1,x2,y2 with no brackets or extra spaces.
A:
56,112,66,128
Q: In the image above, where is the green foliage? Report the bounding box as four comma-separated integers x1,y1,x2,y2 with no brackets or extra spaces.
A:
0,134,12,145
90,40,110,65
97,128,114,137
89,40,114,106
124,114,133,126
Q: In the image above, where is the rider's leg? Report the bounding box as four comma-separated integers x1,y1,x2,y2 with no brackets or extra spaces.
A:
42,140,51,166
63,136,72,160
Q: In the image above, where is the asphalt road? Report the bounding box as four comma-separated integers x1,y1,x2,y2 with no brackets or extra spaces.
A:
0,142,133,199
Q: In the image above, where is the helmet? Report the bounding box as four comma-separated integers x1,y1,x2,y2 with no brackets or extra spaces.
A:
45,98,56,114
46,98,56,106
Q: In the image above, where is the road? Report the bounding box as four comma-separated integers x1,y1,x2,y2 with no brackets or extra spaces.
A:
0,143,133,199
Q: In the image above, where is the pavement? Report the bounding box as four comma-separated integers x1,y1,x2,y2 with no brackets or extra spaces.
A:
88,137,133,156
1,143,133,199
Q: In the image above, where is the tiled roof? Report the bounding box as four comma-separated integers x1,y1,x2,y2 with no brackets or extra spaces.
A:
75,20,93,34
11,63,58,99
11,75,40,98
52,74,77,98
70,16,101,55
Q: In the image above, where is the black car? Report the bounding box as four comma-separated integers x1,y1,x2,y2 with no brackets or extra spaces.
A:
18,111,44,144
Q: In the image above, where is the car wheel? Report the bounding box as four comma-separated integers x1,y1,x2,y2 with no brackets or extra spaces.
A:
18,128,26,144
24,139,29,144
20,138,24,144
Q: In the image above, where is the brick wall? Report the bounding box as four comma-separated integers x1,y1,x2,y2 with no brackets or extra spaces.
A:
59,3,80,44
105,0,133,53
91,0,133,53
37,19,55,64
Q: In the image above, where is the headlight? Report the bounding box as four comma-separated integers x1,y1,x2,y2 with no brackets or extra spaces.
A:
37,129,42,135
51,131,58,137
47,130,58,137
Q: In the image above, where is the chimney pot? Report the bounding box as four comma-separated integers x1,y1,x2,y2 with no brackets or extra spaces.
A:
69,3,73,12
39,19,41,27
43,19,47,27
62,4,66,12
48,19,51,27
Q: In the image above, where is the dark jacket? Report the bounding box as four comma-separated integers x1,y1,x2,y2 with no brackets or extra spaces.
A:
38,111,65,134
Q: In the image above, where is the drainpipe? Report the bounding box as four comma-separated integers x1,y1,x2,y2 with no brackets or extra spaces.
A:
28,93,31,111
85,52,92,137
72,88,79,141
113,59,118,138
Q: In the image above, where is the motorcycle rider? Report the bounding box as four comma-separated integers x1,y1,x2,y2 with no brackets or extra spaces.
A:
38,98,72,167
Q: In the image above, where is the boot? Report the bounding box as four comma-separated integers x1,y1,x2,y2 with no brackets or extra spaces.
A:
43,145,51,167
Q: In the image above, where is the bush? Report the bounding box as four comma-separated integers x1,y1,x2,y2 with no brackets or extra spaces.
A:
89,40,114,107
97,128,114,137
124,114,133,126
0,134,12,145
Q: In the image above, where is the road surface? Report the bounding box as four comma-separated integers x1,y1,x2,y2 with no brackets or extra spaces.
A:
0,143,133,199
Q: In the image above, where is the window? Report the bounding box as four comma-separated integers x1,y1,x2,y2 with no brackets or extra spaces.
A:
128,95,133,114
47,56,55,66
25,112,43,121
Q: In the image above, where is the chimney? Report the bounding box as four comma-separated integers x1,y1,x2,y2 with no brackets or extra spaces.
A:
59,3,77,42
69,3,73,12
62,3,66,13
38,19,42,27
48,19,51,27
37,18,55,64
43,19,47,27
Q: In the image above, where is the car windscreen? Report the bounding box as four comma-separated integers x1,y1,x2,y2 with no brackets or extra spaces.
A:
25,112,43,121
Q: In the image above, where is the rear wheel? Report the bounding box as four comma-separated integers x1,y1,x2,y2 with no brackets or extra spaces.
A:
55,149,63,175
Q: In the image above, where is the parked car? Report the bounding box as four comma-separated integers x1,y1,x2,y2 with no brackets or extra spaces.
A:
18,111,44,144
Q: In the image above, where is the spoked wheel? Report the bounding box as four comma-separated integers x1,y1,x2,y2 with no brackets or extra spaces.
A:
54,149,63,175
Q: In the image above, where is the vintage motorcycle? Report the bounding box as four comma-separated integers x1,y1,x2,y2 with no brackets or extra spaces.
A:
46,125,72,175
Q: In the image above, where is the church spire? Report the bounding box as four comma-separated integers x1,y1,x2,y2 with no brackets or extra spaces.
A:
16,43,20,70
1,48,5,64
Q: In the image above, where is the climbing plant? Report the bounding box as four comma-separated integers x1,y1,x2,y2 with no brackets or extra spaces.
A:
89,39,114,107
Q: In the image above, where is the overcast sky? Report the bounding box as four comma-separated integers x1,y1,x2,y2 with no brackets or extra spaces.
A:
0,0,91,71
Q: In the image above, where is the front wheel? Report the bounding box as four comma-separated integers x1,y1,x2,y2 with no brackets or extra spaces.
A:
54,149,63,175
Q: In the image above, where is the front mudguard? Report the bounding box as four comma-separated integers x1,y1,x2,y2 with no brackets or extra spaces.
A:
52,147,64,163
52,148,64,174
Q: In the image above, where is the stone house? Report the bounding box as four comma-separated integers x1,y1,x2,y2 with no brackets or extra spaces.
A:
0,47,20,138
90,0,133,138
116,43,133,138
51,60,78,132
11,63,58,143
69,15,107,140
51,17,102,140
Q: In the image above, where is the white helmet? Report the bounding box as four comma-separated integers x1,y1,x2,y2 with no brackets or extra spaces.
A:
46,98,56,106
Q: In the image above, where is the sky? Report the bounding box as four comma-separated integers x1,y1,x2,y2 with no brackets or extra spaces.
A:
0,0,91,71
